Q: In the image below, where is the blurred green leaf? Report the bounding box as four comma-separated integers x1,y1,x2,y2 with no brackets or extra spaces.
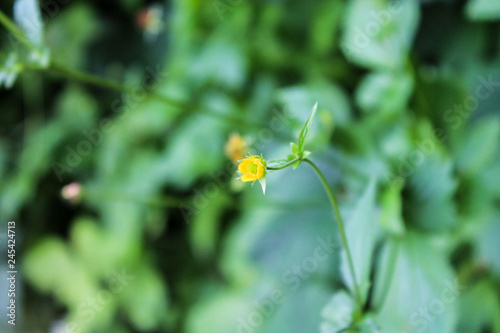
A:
341,0,420,70
403,154,458,232
375,233,458,333
190,190,231,260
457,279,500,332
320,291,355,333
380,182,405,235
120,264,169,331
356,71,414,115
0,53,21,89
476,218,500,277
466,0,500,21
454,116,500,175
186,288,256,333
45,4,98,69
341,178,379,304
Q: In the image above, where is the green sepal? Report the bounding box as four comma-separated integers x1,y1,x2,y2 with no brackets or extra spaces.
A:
297,102,318,152
258,176,267,195
290,142,300,157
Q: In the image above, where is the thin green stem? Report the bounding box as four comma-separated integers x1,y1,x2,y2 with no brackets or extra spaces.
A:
0,9,282,132
267,158,300,171
49,63,189,109
33,62,270,129
0,9,35,52
303,158,363,309
49,62,130,93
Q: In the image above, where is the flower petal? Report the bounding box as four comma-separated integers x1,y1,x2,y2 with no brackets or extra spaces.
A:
238,161,248,174
257,163,265,179
241,174,257,182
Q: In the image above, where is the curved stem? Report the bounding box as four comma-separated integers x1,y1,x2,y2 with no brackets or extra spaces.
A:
303,158,363,309
267,158,300,171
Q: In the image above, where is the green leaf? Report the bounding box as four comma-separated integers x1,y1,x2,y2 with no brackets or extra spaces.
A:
262,284,332,333
379,182,405,235
298,102,318,152
119,264,169,331
356,71,414,115
277,80,352,128
357,316,382,333
186,289,256,333
341,178,379,304
320,291,355,333
290,142,300,156
190,191,231,260
374,233,458,333
341,0,420,70
457,279,500,332
0,53,21,89
45,4,98,69
403,154,458,232
466,0,500,21
476,218,500,277
454,116,500,175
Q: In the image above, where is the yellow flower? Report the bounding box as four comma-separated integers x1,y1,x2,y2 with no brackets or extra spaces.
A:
225,133,247,163
238,156,266,182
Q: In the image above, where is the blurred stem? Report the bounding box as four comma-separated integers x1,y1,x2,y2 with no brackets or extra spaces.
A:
0,8,295,138
0,9,270,131
49,63,129,94
0,10,35,52
48,62,188,109
39,63,270,130
303,158,363,310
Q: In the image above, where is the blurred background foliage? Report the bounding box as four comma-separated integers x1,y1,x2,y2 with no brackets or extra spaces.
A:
1,0,500,332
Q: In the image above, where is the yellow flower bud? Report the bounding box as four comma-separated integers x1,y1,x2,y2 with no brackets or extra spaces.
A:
225,133,247,163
